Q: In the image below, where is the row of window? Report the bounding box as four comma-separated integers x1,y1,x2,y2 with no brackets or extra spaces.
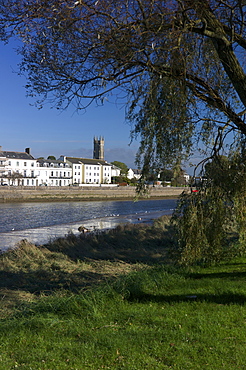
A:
8,161,35,167
3,161,71,168
6,170,35,177
39,163,70,168
3,170,110,179
85,166,100,170
49,180,71,186
49,171,71,178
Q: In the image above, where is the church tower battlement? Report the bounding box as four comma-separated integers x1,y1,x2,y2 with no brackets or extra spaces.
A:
93,136,104,160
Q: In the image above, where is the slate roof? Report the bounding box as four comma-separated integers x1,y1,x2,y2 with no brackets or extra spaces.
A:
66,157,112,166
0,151,35,160
37,158,71,168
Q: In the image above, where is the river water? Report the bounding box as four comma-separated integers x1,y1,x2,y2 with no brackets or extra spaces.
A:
0,199,177,252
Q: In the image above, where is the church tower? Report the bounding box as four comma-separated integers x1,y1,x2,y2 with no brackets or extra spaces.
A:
93,136,104,160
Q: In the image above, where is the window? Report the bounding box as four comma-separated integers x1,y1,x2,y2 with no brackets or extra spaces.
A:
24,170,27,177
31,170,34,177
27,179,29,185
16,162,19,166
31,162,34,167
24,162,27,166
64,172,66,177
51,171,54,176
8,161,11,166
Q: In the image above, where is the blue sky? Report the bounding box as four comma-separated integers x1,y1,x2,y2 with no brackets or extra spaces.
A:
0,40,139,168
1,40,200,174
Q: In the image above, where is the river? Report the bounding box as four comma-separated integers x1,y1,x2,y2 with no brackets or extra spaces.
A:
0,199,177,252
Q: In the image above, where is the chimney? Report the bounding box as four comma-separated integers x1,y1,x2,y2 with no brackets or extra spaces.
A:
0,146,2,152
25,148,31,155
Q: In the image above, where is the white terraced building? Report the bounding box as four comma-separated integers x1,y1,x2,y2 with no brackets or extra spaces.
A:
36,158,72,186
0,149,112,186
59,156,112,185
0,147,38,186
0,139,115,186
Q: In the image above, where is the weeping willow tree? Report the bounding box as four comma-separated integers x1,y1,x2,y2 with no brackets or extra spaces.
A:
173,150,246,265
1,0,246,262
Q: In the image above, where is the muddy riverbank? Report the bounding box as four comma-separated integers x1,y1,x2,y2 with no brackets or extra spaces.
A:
0,186,187,203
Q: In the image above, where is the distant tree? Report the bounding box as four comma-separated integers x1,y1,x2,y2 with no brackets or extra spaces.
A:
160,167,187,186
113,175,131,185
204,155,230,186
111,161,129,177
47,155,56,160
171,170,187,187
160,169,174,182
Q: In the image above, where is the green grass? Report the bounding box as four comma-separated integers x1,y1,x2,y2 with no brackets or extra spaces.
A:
0,219,246,369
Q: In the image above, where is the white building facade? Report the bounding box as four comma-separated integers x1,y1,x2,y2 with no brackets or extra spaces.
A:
36,159,72,186
59,156,112,185
0,147,38,186
0,144,124,187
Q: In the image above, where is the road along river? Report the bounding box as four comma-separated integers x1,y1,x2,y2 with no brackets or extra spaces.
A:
0,199,177,252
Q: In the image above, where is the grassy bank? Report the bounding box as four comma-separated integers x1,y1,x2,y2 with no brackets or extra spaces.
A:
1,218,246,369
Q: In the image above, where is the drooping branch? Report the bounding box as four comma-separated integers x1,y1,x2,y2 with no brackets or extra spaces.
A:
1,0,246,168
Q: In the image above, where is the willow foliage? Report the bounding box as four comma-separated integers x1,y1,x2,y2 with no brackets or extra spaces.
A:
173,153,246,265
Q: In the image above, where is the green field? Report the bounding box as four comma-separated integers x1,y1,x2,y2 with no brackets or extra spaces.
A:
1,219,245,369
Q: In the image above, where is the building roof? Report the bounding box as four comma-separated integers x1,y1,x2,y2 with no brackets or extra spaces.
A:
0,151,35,160
37,158,71,168
66,157,112,166
132,169,142,175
